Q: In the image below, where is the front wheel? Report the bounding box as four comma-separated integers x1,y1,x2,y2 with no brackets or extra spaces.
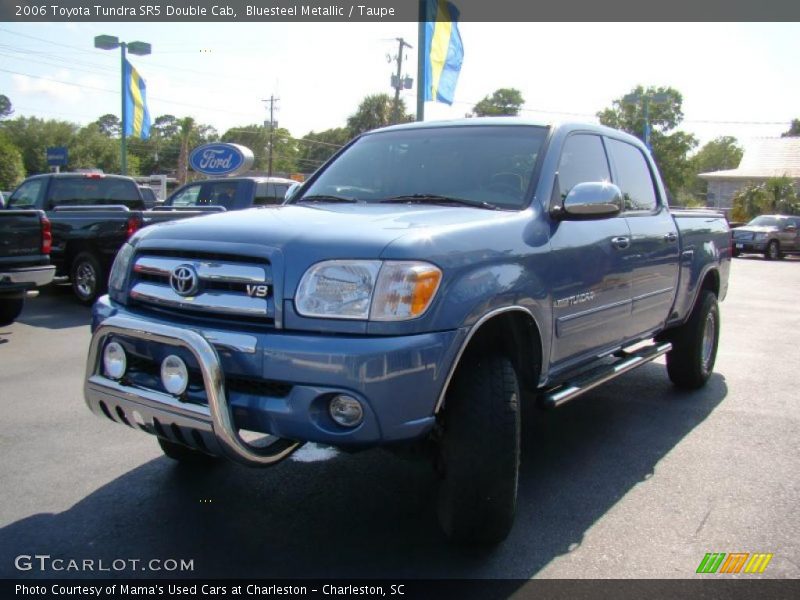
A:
0,297,25,327
70,252,106,305
764,240,781,261
665,291,720,390
436,353,520,545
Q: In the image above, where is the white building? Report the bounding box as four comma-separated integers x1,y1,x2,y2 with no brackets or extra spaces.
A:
698,137,800,209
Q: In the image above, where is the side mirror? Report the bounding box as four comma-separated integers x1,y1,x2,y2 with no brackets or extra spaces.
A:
284,182,301,203
553,182,622,220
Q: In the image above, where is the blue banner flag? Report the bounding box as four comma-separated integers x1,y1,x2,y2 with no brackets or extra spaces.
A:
424,0,464,105
123,59,151,139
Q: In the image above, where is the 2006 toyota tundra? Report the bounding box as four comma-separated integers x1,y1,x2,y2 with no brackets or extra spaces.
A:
83,119,730,544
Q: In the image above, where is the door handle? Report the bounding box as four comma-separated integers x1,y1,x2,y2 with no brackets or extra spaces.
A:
611,236,630,250
664,232,678,243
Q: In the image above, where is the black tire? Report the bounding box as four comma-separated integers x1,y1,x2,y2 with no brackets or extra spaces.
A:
436,353,520,545
731,248,740,258
665,291,720,390
70,252,106,305
0,297,25,327
764,240,780,261
158,437,218,465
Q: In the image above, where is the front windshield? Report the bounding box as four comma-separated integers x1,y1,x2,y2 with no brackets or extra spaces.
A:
748,216,780,227
295,125,548,210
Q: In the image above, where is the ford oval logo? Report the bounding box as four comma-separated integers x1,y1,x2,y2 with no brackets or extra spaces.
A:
170,264,199,297
189,143,254,177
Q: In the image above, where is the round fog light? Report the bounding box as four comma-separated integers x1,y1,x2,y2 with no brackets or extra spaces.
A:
103,341,127,380
329,395,364,428
161,355,189,396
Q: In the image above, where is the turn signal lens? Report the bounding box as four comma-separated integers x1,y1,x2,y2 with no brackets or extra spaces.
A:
370,262,442,321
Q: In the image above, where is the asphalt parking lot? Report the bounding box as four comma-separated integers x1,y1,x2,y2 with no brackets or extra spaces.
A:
0,256,798,580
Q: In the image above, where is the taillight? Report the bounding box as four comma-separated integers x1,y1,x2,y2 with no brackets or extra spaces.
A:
125,215,142,239
41,215,52,255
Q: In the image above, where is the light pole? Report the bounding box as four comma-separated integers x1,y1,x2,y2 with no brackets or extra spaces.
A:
623,90,670,150
94,35,151,175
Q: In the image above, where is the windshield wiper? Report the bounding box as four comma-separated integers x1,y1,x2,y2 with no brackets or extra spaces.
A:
382,194,497,210
296,194,359,204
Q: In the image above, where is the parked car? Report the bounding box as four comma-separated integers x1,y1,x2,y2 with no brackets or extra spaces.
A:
162,176,297,211
5,173,220,303
0,210,55,325
732,214,800,259
83,119,730,544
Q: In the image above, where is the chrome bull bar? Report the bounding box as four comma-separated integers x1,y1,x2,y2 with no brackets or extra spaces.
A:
84,315,301,466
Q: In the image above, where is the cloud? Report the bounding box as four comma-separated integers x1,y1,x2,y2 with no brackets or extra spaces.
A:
11,69,82,103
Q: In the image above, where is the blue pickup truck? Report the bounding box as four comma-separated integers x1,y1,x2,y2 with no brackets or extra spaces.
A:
83,119,730,544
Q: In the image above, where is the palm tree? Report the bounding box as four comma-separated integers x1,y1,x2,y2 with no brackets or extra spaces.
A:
177,116,195,185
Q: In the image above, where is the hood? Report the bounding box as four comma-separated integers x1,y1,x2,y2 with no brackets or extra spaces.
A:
134,203,516,260
734,226,778,234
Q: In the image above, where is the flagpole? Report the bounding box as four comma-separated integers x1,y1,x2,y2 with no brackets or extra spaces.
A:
120,42,128,175
416,0,426,121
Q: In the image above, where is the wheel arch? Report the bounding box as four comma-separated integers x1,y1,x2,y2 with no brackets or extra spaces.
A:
435,306,544,413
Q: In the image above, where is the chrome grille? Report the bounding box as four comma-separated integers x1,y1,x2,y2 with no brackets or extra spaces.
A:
129,254,274,321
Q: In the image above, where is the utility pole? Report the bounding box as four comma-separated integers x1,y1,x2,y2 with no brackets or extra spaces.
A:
262,95,279,177
390,37,413,123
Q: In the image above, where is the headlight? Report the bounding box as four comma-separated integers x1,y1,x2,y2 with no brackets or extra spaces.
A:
109,242,135,293
295,260,442,321
754,233,768,241
295,260,382,319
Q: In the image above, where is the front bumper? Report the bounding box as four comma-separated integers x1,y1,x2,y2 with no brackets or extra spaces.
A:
733,240,767,252
85,297,465,466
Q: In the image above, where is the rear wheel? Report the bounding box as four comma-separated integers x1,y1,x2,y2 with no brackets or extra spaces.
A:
436,353,520,545
158,437,218,465
764,240,780,261
665,290,720,390
71,252,105,305
0,297,25,327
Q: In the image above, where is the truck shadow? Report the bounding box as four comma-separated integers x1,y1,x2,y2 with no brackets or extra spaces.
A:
0,364,726,580
13,284,92,331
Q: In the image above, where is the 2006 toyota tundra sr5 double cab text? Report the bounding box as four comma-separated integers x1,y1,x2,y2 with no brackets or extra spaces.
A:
84,119,730,544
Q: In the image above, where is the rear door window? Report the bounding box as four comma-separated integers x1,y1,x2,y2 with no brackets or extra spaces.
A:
606,138,658,212
47,177,143,209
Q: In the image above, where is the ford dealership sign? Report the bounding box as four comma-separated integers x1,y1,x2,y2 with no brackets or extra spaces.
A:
189,143,254,177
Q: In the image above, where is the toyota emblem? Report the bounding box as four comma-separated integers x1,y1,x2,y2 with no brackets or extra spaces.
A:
170,264,199,297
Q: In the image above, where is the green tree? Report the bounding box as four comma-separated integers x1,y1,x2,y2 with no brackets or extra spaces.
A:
297,127,350,172
782,119,800,137
731,177,799,221
346,94,413,137
0,133,25,189
472,88,525,117
762,176,799,214
221,124,298,175
597,85,698,196
0,95,13,120
686,136,743,201
95,114,120,137
71,123,122,174
1,116,78,175
172,117,219,182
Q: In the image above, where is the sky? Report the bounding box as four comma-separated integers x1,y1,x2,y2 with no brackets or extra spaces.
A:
1,21,799,152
